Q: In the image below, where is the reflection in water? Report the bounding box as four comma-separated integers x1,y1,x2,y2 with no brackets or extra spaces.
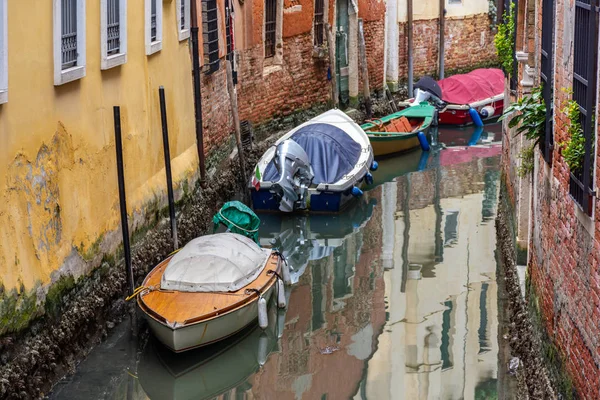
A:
49,124,509,400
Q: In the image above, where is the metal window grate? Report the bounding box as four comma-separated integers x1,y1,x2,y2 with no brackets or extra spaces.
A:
107,0,120,55
181,0,186,31
225,0,237,83
509,0,518,90
569,0,598,215
61,0,78,69
540,0,554,163
314,0,324,46
202,0,220,73
265,0,277,58
151,0,157,42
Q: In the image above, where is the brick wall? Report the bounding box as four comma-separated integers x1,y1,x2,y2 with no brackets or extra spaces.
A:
237,33,331,123
361,19,386,90
397,13,498,80
201,66,235,154
503,0,600,396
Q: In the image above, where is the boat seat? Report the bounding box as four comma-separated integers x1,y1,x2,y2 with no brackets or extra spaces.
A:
386,117,412,133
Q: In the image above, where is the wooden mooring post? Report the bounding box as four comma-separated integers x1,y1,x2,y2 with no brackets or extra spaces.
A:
325,23,339,108
226,61,247,181
358,19,372,119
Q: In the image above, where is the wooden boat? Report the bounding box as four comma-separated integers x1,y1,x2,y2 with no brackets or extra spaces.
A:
397,68,505,126
361,103,435,157
137,233,282,352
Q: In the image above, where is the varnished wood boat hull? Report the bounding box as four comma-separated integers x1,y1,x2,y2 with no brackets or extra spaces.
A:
143,284,277,352
369,134,421,156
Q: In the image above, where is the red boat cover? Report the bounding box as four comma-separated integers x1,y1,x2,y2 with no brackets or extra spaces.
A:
438,68,505,105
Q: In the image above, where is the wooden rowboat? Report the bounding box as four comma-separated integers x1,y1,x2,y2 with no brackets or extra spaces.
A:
137,233,281,352
361,103,435,157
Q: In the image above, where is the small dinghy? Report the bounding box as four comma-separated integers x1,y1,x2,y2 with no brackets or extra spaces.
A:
249,109,376,213
398,68,505,126
361,103,436,157
137,233,282,352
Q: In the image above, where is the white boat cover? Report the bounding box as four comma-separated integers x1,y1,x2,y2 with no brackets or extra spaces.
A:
161,233,272,293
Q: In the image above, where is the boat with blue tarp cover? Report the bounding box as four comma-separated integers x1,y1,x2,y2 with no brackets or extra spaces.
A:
249,109,376,213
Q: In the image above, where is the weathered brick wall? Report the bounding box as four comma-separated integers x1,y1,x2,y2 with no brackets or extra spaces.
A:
361,20,386,90
518,0,600,396
397,13,498,80
237,33,330,123
200,66,235,154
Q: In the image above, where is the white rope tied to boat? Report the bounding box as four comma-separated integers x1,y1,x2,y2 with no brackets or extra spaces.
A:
218,209,260,233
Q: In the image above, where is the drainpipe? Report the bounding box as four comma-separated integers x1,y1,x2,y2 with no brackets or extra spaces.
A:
407,0,414,97
438,0,445,79
191,0,206,184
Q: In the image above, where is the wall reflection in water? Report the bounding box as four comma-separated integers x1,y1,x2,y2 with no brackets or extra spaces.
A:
132,148,502,400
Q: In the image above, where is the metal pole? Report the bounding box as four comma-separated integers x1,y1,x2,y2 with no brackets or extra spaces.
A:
113,106,135,295
438,0,445,79
407,0,414,97
159,87,179,250
190,0,206,184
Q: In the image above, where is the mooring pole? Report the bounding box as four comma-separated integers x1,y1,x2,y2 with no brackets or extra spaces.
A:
325,23,339,108
190,0,206,184
438,0,445,79
226,61,247,180
159,87,179,250
113,106,135,295
407,0,414,97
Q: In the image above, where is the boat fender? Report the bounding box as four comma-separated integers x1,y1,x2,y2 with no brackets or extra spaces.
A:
417,131,430,152
468,126,484,146
417,150,430,171
365,172,374,185
258,296,269,329
281,259,292,286
257,333,269,366
469,107,484,127
277,279,287,309
351,186,364,197
277,308,286,338
479,105,495,119
370,160,379,171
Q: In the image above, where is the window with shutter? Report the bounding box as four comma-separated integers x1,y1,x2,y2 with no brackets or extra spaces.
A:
540,0,554,163
569,0,598,215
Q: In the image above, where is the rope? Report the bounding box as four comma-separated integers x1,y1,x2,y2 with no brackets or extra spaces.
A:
125,286,155,301
218,209,259,233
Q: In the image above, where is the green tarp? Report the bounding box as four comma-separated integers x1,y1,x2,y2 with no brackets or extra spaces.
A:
212,201,261,244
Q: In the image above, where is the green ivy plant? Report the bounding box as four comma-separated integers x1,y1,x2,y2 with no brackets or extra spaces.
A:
494,3,515,73
560,92,586,172
499,85,546,176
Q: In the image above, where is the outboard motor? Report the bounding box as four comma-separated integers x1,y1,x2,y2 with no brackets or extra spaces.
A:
270,139,314,212
411,76,445,109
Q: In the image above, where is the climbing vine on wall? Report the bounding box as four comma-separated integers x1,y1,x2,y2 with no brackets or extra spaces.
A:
560,91,587,172
494,3,515,73
500,85,546,177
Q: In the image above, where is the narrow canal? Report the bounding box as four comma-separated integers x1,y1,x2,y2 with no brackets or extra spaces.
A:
49,123,514,399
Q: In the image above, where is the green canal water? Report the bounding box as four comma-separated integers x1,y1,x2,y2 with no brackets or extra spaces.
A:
49,123,516,400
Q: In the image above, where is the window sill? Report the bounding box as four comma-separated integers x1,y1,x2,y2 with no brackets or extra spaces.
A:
263,64,282,77
55,65,86,86
572,196,595,235
102,53,127,70
0,90,7,104
146,40,162,56
179,29,190,41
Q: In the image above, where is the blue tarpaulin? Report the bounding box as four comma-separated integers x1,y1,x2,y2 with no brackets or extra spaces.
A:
263,123,362,184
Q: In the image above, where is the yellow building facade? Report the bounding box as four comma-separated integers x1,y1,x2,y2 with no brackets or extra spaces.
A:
0,0,198,293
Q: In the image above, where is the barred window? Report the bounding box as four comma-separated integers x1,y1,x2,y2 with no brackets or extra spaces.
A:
568,0,598,215
0,0,7,104
314,0,325,46
177,0,191,41
53,0,86,85
202,0,220,73
265,0,277,58
101,0,127,69
145,0,162,55
540,0,554,163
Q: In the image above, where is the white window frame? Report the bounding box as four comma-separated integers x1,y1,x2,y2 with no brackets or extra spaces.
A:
0,0,7,104
101,0,127,70
53,0,87,86
177,0,191,41
145,0,163,55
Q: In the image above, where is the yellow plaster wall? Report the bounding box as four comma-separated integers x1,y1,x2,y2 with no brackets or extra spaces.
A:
0,0,198,291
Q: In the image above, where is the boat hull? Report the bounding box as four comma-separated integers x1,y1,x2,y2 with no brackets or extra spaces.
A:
251,187,358,213
142,283,276,352
398,96,504,126
369,133,421,157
